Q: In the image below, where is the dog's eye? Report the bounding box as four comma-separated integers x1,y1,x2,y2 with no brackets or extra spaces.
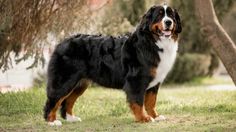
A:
159,10,163,14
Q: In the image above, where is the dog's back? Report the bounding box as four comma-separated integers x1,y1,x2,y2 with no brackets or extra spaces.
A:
47,34,128,93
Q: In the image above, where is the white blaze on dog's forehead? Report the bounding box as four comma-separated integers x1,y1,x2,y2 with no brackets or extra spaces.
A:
163,5,168,10
161,5,174,30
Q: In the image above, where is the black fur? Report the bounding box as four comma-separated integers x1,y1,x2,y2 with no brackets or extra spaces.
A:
146,83,160,94
60,100,67,119
174,9,182,33
44,5,182,121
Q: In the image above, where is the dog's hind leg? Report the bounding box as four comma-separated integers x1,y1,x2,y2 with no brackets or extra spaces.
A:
44,72,83,126
60,79,90,122
44,89,74,126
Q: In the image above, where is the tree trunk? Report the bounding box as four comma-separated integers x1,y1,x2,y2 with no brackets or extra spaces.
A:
194,0,236,85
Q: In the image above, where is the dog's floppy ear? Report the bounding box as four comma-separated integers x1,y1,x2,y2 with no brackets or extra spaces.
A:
174,9,182,34
140,6,155,31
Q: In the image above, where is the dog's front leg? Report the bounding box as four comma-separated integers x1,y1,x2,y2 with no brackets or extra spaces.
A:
144,83,166,122
123,77,154,123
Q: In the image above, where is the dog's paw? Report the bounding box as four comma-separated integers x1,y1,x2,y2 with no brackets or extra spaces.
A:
66,113,82,122
154,115,166,122
136,116,155,123
48,120,62,126
149,117,155,122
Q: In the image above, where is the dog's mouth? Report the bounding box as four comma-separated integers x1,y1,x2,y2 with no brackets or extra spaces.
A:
161,30,172,37
156,29,172,38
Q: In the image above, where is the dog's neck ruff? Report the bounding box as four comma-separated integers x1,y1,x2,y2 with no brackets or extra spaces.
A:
147,38,178,89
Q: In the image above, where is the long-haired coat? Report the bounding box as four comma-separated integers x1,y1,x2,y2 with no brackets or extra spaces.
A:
44,4,182,125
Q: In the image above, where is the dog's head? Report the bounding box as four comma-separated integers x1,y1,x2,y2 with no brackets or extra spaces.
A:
140,4,182,39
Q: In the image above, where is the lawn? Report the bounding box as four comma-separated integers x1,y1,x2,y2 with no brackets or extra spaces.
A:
0,83,236,131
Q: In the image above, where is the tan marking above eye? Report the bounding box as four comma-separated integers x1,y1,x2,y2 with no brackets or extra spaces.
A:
159,10,163,14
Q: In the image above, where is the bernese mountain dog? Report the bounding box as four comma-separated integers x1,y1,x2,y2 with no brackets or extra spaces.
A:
44,4,182,125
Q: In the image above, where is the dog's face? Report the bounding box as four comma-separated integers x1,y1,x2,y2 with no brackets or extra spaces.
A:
141,5,182,39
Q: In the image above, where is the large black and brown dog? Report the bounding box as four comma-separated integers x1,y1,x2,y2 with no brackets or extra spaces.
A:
44,4,182,125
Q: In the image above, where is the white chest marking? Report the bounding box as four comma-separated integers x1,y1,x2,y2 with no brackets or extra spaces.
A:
147,38,178,89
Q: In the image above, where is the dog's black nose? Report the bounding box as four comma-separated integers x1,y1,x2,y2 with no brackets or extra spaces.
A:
165,20,172,27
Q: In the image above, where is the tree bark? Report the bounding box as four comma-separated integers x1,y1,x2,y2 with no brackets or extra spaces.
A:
194,0,236,85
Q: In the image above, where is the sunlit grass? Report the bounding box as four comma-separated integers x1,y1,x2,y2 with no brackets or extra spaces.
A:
183,76,234,86
166,76,234,87
0,84,236,131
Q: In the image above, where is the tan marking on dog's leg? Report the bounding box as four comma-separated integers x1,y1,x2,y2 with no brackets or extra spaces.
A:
145,86,166,122
65,79,90,122
47,90,74,122
144,91,158,118
66,80,90,115
129,103,154,123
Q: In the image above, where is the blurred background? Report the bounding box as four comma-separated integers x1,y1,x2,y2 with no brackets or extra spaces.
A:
0,0,235,92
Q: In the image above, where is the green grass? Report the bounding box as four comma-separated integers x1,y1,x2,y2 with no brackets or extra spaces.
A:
167,76,234,86
0,85,236,132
